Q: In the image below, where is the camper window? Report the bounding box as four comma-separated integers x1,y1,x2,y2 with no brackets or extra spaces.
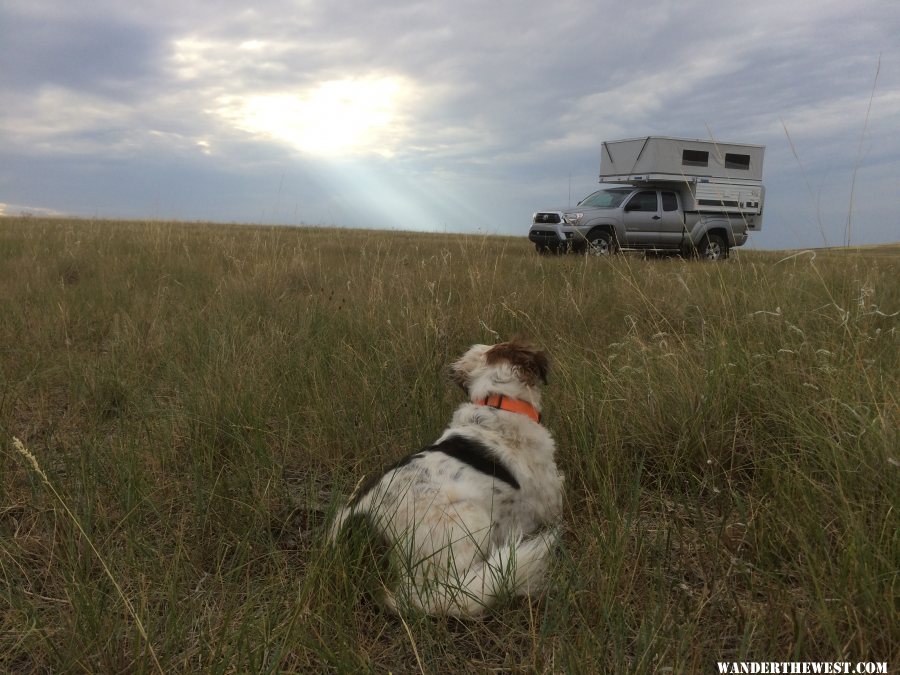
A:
682,150,708,167
725,153,751,170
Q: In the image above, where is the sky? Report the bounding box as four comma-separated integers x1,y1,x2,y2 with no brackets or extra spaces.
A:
1,0,899,249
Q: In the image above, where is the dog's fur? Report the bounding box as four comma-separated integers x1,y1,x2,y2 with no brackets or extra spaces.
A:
330,341,564,617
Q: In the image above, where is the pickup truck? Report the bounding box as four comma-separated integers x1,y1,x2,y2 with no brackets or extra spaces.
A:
528,185,758,260
530,136,766,259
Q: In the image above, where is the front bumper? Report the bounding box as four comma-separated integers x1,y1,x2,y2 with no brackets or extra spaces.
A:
529,221,585,249
529,227,566,248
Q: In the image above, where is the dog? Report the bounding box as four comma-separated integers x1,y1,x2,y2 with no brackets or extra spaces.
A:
330,340,564,617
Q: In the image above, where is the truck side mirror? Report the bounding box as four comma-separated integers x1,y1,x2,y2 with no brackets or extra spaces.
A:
624,202,640,212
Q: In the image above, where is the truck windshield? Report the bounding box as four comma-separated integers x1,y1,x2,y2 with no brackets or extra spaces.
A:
578,188,632,208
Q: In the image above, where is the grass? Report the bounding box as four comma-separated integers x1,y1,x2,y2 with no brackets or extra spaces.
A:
0,216,897,673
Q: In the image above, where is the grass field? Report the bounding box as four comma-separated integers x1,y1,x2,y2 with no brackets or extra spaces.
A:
1,217,897,673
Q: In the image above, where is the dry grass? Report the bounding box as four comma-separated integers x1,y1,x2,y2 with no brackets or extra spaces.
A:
1,217,897,673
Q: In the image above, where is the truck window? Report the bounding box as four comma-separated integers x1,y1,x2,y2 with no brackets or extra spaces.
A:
579,188,632,208
627,191,658,212
661,192,678,211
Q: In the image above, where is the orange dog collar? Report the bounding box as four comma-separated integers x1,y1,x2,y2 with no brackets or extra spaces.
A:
474,394,541,423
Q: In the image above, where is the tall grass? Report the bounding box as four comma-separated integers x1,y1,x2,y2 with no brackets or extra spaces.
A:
1,217,897,672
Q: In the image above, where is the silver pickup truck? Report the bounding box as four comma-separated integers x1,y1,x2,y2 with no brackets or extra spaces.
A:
528,185,757,260
529,136,765,260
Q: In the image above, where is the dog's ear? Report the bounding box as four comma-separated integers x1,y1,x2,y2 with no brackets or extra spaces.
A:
486,340,549,386
450,344,489,392
449,359,469,392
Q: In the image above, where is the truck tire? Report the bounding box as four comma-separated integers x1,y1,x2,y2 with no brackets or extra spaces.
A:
585,230,617,257
699,233,728,260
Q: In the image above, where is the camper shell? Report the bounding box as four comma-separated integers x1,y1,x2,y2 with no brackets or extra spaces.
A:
600,136,765,218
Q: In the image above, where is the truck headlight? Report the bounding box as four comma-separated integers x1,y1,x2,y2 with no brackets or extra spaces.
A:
564,212,583,225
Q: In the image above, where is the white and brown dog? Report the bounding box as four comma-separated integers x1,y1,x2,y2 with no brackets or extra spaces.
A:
330,341,563,617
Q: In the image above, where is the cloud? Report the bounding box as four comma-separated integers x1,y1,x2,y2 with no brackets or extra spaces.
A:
0,202,65,217
1,86,139,154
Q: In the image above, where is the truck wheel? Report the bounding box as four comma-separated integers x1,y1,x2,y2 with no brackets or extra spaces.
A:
699,233,728,260
535,244,551,255
585,230,616,256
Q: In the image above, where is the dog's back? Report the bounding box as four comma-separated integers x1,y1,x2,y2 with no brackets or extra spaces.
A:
329,341,563,617
331,456,558,617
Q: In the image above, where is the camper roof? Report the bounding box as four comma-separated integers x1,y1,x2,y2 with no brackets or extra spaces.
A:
604,135,765,148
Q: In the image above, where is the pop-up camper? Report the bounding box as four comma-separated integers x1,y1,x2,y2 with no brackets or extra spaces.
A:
600,136,765,216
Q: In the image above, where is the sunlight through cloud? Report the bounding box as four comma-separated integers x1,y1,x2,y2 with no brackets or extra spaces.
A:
218,77,410,157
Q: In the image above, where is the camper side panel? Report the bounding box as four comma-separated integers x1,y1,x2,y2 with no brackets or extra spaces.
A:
601,139,651,177
601,137,764,182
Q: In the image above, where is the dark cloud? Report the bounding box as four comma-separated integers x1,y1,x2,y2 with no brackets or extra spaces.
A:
0,9,162,98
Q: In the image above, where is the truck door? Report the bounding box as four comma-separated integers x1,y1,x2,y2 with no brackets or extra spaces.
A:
622,190,659,247
657,190,686,247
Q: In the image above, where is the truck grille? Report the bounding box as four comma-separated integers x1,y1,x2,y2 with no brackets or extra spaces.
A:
533,213,561,224
529,230,560,244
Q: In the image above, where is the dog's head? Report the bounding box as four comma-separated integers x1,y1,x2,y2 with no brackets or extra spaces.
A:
451,340,549,401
